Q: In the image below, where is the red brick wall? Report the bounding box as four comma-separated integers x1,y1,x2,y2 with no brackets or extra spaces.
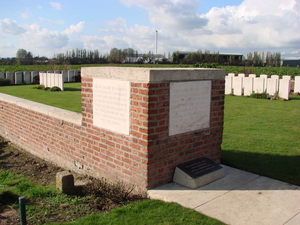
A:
0,76,224,192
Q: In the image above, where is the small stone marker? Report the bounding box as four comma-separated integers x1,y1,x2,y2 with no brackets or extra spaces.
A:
56,171,74,194
173,157,225,189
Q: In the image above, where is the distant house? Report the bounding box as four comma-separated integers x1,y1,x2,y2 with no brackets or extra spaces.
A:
282,59,300,67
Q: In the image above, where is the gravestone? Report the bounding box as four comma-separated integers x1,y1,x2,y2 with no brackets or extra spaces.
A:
267,78,278,96
6,72,13,83
254,77,264,93
238,73,245,88
260,74,268,92
173,157,225,189
233,76,243,96
244,77,253,96
68,70,74,82
15,72,22,84
279,79,290,100
225,76,233,94
0,72,4,79
294,76,300,93
24,71,31,84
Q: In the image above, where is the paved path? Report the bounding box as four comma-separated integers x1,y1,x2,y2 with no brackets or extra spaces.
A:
148,165,300,225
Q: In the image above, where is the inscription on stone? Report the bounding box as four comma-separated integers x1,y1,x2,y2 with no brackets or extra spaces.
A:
178,157,222,179
93,78,130,135
169,81,211,136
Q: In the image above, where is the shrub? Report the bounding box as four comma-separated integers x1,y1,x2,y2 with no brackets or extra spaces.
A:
250,92,268,99
49,86,62,92
32,84,46,90
0,78,11,86
83,178,135,203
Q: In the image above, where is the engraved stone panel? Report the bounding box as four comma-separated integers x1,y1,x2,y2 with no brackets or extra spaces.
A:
93,78,130,135
169,81,211,136
173,157,225,188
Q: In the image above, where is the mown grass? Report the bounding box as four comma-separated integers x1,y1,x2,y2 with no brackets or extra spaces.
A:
221,95,300,186
0,169,223,225
0,83,82,113
51,199,223,225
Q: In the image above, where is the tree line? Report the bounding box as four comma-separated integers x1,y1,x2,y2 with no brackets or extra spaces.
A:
0,48,281,67
174,50,281,67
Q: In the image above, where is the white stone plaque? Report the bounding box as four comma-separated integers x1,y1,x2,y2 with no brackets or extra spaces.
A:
93,78,130,135
169,81,211,136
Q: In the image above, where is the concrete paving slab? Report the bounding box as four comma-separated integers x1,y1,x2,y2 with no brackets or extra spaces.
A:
148,165,259,208
147,165,300,225
285,212,300,225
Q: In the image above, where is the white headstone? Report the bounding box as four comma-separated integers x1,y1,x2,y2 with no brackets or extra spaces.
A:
39,72,47,86
225,76,233,94
279,79,290,100
62,71,68,82
6,72,13,83
282,75,291,80
228,73,235,77
93,78,130,135
260,74,268,92
238,73,245,88
244,77,254,96
271,75,279,80
15,72,22,84
294,76,300,93
253,78,265,93
169,81,211,136
233,76,243,96
249,74,256,78
24,71,31,84
267,78,278,96
68,70,74,82
0,72,4,79
31,71,38,83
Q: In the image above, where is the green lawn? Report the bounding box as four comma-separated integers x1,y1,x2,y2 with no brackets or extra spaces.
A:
51,200,223,225
0,83,82,113
0,168,223,225
222,95,300,186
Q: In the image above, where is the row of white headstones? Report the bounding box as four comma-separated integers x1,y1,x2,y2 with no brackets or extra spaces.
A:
0,71,80,91
225,74,300,100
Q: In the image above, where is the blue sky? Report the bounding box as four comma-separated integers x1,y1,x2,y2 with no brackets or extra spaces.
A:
0,0,299,59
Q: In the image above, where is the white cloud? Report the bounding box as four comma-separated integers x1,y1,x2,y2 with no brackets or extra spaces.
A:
63,22,85,35
292,49,300,54
120,0,208,30
118,0,300,56
21,9,32,19
50,2,62,10
0,19,26,35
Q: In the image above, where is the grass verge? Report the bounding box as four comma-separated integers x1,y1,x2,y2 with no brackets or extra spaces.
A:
0,83,82,113
0,169,223,225
221,95,300,186
51,199,224,225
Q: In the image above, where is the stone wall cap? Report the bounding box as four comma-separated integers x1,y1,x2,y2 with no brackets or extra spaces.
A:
81,67,225,82
0,93,82,126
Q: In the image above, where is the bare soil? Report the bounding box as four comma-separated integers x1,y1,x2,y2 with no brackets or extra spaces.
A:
0,137,143,224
